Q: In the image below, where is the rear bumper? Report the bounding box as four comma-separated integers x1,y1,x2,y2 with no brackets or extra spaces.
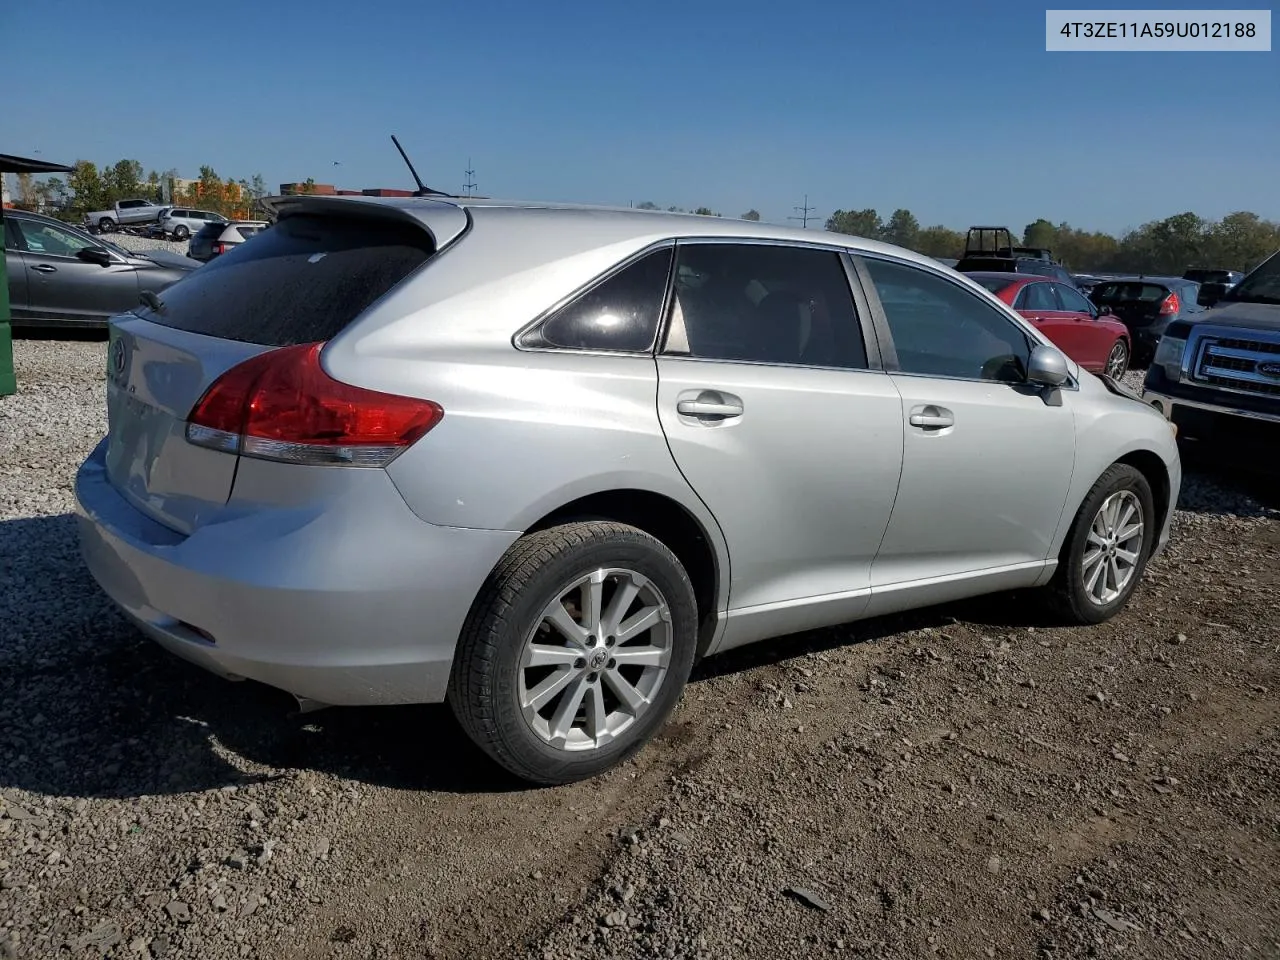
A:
74,439,520,706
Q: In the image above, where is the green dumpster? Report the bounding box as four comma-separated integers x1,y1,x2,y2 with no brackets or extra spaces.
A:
1,153,76,397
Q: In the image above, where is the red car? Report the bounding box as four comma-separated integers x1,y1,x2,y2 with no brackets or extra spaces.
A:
966,272,1132,378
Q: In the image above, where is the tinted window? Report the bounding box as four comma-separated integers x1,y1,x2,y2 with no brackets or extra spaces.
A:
1020,282,1057,311
195,222,225,238
522,248,673,353
865,257,1031,383
136,213,434,346
235,226,260,239
1055,283,1094,313
664,243,866,369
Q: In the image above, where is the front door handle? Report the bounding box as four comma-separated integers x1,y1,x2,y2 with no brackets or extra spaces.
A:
30,264,57,274
908,405,954,430
676,391,743,421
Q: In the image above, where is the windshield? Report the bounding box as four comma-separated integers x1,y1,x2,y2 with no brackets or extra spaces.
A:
1092,282,1170,302
1224,251,1280,304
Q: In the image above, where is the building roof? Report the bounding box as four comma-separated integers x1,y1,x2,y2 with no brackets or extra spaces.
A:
0,153,74,174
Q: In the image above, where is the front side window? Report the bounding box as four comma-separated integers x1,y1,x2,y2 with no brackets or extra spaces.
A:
663,243,867,369
12,219,97,258
864,257,1031,383
523,247,673,353
1055,283,1094,314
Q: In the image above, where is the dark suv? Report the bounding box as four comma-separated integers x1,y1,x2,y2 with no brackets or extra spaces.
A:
1143,250,1280,438
954,225,1079,288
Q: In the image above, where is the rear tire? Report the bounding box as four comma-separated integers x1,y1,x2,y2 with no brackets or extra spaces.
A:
448,522,698,785
174,225,189,240
98,218,115,233
1045,464,1155,625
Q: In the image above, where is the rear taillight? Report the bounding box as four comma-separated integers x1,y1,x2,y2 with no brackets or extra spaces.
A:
212,242,229,255
1159,292,1180,315
185,342,443,467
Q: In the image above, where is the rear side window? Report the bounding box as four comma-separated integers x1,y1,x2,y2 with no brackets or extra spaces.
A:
136,213,435,346
235,226,260,239
1018,282,1057,311
521,247,673,353
971,276,1015,296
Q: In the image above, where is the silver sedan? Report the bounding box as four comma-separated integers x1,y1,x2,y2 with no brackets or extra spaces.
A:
75,197,1181,784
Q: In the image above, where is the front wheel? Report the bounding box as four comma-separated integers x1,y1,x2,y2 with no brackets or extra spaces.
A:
449,521,698,785
1045,464,1156,625
1104,339,1129,379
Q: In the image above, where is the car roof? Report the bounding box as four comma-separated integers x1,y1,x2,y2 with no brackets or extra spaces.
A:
262,194,949,271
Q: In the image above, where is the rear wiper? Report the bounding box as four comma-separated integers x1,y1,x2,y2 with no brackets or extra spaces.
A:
139,290,165,314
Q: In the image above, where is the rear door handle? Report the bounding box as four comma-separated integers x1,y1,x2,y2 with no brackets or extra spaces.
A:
676,391,743,421
30,264,57,274
908,405,954,430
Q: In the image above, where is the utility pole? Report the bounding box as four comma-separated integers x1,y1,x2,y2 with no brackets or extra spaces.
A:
788,194,819,229
463,158,477,198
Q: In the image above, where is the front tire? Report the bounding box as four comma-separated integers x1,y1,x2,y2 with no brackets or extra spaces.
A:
449,522,698,785
1104,339,1129,379
1046,464,1155,625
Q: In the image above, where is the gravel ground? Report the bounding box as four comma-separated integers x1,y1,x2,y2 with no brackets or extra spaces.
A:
104,233,193,256
1,340,1277,960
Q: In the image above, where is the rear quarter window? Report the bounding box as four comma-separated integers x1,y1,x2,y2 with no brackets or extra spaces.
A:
135,213,435,346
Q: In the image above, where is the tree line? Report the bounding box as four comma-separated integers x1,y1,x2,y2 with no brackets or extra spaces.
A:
12,158,269,221
13,167,1278,273
826,207,1280,275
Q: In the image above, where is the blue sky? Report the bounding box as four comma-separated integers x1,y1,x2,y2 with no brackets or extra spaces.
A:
6,0,1276,234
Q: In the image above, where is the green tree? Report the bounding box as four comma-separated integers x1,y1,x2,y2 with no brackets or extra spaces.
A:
301,177,317,196
146,170,161,201
103,159,145,202
635,200,659,210
882,208,920,249
67,160,105,215
1022,219,1057,251
740,209,761,221
14,172,38,210
693,207,720,217
1203,211,1280,272
666,205,685,213
914,225,965,259
826,208,883,239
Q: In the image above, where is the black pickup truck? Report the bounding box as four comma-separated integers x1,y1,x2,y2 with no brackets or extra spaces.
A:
1142,249,1280,438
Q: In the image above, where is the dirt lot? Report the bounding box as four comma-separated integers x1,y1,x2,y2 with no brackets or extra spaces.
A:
1,336,1277,960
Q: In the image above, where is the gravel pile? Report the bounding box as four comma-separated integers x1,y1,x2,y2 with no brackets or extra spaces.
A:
1,339,1277,960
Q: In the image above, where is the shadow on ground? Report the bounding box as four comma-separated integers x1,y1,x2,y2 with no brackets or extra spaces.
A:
0,441,1272,802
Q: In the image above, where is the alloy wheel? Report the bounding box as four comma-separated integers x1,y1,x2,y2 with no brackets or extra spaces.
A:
1081,490,1144,605
517,567,673,751
1105,341,1129,379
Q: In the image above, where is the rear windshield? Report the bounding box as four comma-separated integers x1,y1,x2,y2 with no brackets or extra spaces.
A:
235,226,261,239
1184,269,1233,283
971,276,1014,295
135,213,435,346
195,222,225,237
1092,282,1170,302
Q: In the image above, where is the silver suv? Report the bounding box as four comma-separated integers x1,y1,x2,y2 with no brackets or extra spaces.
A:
157,207,228,241
75,197,1181,784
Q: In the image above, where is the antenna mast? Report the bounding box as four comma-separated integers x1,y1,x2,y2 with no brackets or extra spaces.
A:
788,194,819,229
463,158,477,198
390,134,450,196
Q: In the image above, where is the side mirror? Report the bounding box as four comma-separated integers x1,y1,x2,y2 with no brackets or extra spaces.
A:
77,246,114,267
1027,343,1070,386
